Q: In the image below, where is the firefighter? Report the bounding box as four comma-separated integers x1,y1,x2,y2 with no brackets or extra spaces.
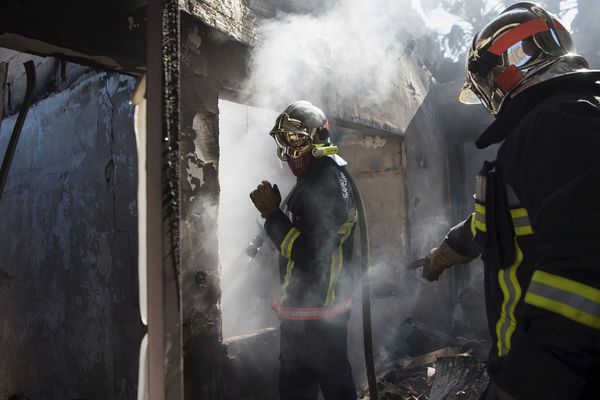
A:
250,100,358,399
420,3,600,399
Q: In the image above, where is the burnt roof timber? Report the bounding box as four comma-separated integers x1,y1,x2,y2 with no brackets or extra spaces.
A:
0,0,146,75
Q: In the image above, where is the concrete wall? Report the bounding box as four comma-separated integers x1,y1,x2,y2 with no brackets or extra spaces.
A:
0,51,143,399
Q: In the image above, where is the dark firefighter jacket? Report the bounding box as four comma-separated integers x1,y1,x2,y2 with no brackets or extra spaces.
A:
446,72,600,400
264,156,357,320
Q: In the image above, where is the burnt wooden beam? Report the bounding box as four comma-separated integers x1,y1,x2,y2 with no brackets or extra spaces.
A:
0,0,146,74
147,0,183,399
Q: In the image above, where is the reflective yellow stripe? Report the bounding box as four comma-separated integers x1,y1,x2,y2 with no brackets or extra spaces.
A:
532,271,600,303
510,207,533,236
325,243,344,306
514,225,533,236
474,220,487,232
470,212,476,237
525,270,600,330
280,227,301,259
525,293,600,330
509,208,528,218
473,203,487,232
475,203,486,215
496,238,523,356
281,259,295,302
325,219,355,306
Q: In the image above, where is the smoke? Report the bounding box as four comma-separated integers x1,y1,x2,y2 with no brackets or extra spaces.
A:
242,0,431,124
218,100,294,338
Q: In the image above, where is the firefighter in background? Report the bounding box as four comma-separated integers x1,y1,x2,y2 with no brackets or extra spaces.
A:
419,3,600,399
250,101,358,399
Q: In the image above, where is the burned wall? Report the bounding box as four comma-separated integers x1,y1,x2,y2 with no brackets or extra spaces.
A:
0,51,143,399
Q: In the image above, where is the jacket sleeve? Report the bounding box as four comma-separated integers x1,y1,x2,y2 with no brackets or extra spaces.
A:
494,103,600,399
446,214,483,259
263,170,355,271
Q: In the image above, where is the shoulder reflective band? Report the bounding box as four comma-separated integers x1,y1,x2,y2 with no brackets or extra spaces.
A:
272,298,352,320
510,208,533,236
496,237,523,356
488,18,552,56
280,227,301,259
525,270,600,330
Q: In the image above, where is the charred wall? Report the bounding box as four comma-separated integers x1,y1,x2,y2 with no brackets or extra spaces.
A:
0,50,143,399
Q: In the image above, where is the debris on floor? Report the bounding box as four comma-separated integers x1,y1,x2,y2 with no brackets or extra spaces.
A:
360,352,488,400
360,318,490,400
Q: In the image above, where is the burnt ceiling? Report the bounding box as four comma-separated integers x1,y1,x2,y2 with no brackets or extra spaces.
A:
0,0,147,74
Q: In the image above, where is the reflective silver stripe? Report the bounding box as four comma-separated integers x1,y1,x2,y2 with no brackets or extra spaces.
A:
506,184,520,207
510,208,533,236
512,215,531,228
475,174,487,202
528,281,600,319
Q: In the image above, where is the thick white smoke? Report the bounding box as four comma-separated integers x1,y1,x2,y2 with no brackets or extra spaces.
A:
242,0,431,127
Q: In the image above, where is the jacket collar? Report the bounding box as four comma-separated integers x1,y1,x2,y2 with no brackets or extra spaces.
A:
476,71,600,149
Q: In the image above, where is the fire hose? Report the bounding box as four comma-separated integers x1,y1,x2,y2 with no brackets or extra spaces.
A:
343,166,379,400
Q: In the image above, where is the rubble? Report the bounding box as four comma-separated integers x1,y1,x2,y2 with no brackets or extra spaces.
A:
360,352,488,400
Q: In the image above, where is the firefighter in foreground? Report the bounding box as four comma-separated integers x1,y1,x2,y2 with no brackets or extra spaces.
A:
250,101,358,399
419,3,600,399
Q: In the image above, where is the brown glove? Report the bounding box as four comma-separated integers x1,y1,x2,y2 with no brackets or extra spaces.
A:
250,180,281,219
422,239,475,281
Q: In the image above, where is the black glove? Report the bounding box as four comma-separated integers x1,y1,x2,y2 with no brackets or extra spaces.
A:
249,180,281,219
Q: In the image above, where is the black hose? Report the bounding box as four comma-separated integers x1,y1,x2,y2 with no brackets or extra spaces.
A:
0,61,36,202
343,166,379,400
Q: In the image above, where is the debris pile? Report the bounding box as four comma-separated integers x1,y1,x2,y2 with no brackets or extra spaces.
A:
361,351,488,400
360,318,490,400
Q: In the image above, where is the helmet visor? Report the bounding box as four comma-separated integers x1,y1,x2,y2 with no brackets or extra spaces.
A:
271,129,312,161
270,112,314,161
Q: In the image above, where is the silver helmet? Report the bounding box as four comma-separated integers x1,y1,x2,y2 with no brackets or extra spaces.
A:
270,100,331,161
459,2,588,115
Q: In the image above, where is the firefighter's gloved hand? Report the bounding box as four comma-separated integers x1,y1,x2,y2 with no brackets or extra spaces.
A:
250,180,281,219
422,239,475,281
